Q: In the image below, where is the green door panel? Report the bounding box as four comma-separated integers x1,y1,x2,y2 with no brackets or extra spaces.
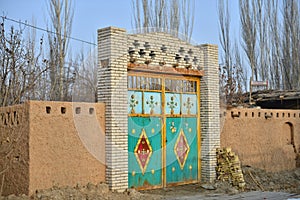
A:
128,117,162,188
166,117,198,184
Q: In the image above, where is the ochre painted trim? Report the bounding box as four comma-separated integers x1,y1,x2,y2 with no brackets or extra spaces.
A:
197,79,201,181
128,63,204,77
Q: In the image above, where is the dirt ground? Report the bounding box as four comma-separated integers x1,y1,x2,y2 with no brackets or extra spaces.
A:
1,166,299,200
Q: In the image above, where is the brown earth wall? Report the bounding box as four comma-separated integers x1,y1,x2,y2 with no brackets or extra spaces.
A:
0,101,106,196
0,102,30,196
221,108,300,172
28,101,106,195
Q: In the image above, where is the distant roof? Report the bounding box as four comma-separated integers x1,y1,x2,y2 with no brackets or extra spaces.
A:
250,90,300,109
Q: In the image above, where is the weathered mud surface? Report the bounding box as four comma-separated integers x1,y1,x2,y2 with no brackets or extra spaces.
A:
1,166,299,200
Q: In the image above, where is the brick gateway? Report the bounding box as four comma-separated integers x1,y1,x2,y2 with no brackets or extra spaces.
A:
97,27,220,191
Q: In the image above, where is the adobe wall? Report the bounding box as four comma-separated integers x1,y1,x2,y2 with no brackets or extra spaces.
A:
0,101,106,196
28,101,106,195
221,108,300,172
0,103,30,196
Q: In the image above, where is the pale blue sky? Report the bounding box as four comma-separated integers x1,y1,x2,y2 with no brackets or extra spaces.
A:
0,0,240,55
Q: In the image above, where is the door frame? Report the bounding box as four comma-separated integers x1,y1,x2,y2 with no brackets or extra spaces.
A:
128,67,202,188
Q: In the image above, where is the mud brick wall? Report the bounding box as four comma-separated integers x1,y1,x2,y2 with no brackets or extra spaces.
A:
0,101,106,196
97,27,220,190
28,101,106,195
221,108,300,172
0,103,29,196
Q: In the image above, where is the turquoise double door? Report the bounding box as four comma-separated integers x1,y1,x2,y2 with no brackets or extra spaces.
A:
128,87,199,189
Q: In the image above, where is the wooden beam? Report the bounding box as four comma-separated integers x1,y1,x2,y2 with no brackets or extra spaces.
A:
127,63,204,77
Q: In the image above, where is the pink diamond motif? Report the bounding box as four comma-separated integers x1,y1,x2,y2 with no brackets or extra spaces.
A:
134,129,152,174
174,129,190,169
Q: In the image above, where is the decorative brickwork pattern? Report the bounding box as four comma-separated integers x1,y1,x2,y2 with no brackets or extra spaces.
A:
127,33,203,70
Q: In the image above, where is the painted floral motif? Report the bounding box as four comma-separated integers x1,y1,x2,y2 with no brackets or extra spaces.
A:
170,121,177,133
183,97,194,115
167,96,178,114
129,94,139,114
146,95,158,114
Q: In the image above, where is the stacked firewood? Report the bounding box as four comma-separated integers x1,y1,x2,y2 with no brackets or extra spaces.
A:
216,147,246,189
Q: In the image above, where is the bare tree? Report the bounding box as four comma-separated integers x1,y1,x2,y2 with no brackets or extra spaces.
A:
0,19,48,107
239,0,299,90
240,0,258,81
256,0,267,81
234,42,247,100
0,1,99,106
266,0,282,89
131,0,194,42
72,47,98,102
169,0,180,36
154,0,167,30
47,0,74,101
24,19,50,100
218,0,232,78
282,0,300,90
219,0,252,106
132,0,142,32
181,0,194,41
142,0,151,32
218,0,233,103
